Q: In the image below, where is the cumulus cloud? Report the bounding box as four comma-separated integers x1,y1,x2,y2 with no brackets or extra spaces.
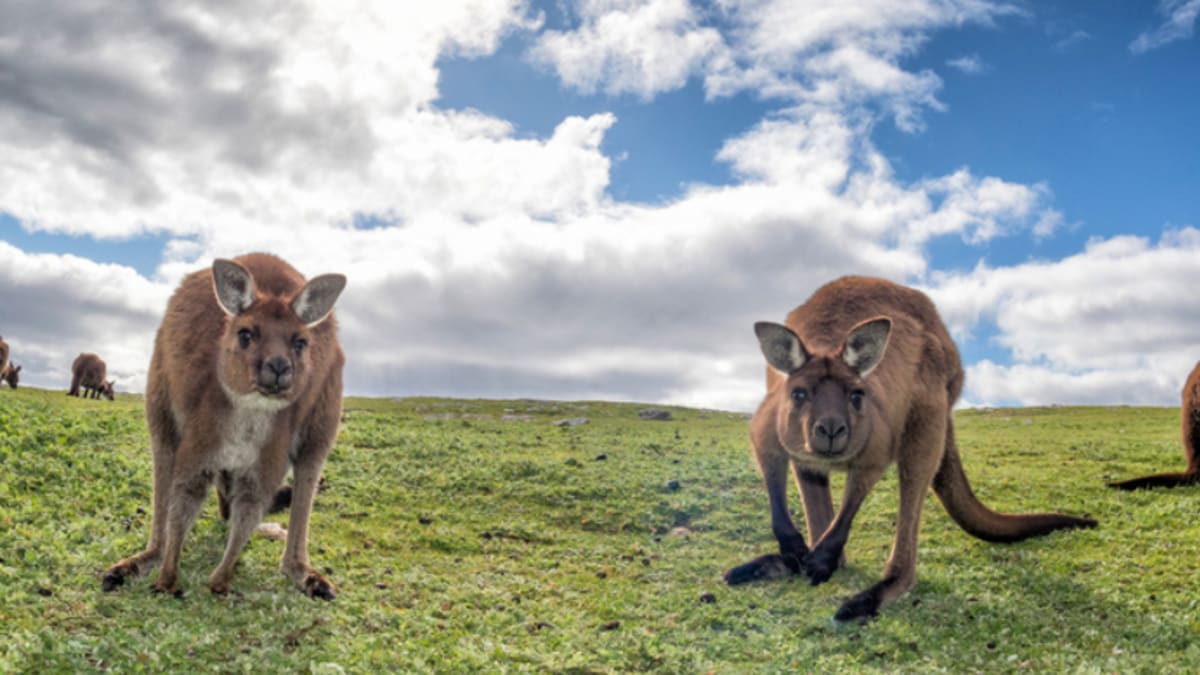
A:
0,242,167,392
927,228,1200,406
703,0,1022,130
0,0,1098,411
527,0,724,98
1130,0,1200,53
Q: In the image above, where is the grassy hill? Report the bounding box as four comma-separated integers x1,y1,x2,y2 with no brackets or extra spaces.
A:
2,387,1199,672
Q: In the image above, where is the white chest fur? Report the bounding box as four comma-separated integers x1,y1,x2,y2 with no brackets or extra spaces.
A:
218,394,288,469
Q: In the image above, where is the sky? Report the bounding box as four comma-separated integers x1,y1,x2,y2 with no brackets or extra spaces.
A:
0,0,1198,411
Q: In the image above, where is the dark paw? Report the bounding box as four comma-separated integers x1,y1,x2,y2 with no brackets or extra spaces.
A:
101,569,126,592
723,553,801,585
834,589,883,622
802,549,839,586
305,575,336,600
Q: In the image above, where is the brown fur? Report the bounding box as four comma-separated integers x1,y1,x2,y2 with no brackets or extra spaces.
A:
1,362,20,389
1108,360,1200,490
69,353,115,400
101,252,346,599
724,276,1096,621
0,336,18,389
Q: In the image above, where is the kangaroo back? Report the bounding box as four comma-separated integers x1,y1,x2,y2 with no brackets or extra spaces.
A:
934,421,1096,541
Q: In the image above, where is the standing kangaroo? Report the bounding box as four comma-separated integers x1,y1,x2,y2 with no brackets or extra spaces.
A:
70,353,115,400
1108,361,1200,490
724,276,1096,621
102,253,346,599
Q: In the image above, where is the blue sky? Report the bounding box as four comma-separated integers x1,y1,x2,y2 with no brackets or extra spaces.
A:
1,0,1198,410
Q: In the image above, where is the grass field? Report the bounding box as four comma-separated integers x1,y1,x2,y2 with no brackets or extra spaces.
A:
2,386,1199,672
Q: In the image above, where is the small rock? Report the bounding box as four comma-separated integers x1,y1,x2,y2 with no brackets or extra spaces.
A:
637,409,672,421
666,480,681,491
555,418,590,427
699,592,716,604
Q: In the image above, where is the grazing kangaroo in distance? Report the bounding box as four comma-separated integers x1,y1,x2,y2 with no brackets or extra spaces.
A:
1108,361,1200,490
2,362,21,389
102,253,346,599
724,276,1096,621
69,353,115,400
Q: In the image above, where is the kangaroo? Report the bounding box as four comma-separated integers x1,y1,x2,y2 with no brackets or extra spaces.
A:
101,253,346,599
1108,361,1200,490
0,335,9,378
724,276,1096,621
69,353,115,400
2,362,21,389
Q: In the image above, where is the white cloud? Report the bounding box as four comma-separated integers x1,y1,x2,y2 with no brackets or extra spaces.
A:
1130,0,1200,53
0,242,167,393
0,0,1106,411
1053,29,1092,52
946,54,986,74
704,0,1021,130
927,228,1200,406
527,0,724,99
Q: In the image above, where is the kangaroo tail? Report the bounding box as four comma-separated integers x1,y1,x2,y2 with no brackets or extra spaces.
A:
1107,471,1200,491
932,421,1097,542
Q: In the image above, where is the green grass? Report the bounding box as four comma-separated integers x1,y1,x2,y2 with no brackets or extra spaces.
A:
2,388,1199,672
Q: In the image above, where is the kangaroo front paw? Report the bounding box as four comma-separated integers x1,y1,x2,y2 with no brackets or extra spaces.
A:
724,553,801,585
834,584,886,622
101,565,133,592
802,548,840,586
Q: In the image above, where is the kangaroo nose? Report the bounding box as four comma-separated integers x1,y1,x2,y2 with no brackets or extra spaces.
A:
814,417,847,441
261,357,293,389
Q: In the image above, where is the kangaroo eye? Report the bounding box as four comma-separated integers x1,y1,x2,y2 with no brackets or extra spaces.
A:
848,389,865,409
790,388,808,406
237,329,253,349
293,337,308,353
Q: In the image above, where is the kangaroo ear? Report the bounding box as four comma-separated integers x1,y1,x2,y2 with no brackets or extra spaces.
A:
292,274,347,327
842,317,891,377
212,259,256,316
755,321,808,374
13,365,20,373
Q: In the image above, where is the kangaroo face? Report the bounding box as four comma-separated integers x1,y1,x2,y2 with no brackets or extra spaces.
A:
212,258,345,406
220,298,313,402
755,317,891,463
778,358,871,460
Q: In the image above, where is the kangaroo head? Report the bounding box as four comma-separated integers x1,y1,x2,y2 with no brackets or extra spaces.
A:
101,379,115,400
3,364,20,389
212,258,346,406
755,317,891,460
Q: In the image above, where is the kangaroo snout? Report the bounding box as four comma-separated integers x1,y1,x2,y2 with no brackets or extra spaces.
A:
811,416,848,454
258,356,294,392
